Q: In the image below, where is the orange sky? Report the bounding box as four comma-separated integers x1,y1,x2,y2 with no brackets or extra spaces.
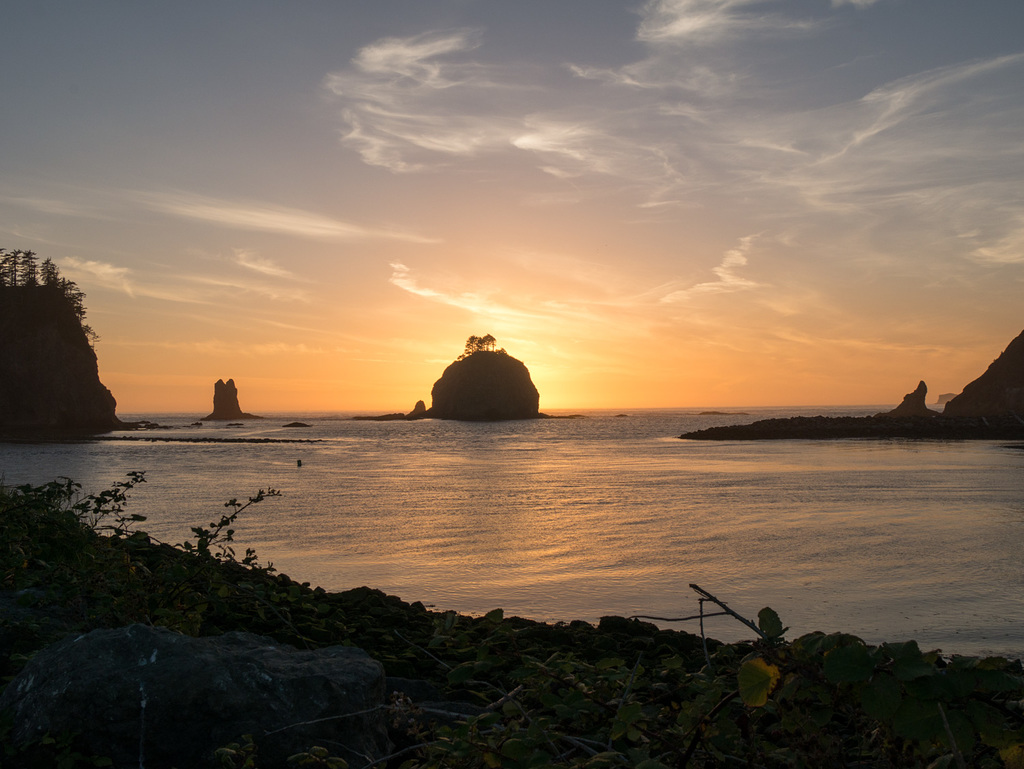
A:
3,2,1022,414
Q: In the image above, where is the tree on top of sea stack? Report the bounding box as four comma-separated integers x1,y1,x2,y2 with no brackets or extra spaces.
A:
458,334,507,359
428,335,540,421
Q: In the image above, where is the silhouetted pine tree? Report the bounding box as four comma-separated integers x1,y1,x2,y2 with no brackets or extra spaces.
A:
0,248,97,345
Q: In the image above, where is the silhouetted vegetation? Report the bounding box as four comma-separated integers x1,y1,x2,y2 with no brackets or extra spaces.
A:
458,334,507,360
0,247,96,345
3,475,1024,767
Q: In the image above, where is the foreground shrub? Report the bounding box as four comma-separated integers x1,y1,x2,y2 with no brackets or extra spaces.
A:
1,475,1023,768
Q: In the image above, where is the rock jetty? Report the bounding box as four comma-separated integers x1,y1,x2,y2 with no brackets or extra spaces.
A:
680,414,1024,440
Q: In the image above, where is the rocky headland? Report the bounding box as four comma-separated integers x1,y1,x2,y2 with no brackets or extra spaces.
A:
943,328,1024,417
0,250,121,433
682,329,1024,440
201,378,262,421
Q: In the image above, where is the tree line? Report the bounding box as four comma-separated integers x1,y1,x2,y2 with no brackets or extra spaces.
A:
458,334,508,360
0,247,96,344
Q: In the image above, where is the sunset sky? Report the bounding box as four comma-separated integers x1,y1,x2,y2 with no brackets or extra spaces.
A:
3,1,1023,412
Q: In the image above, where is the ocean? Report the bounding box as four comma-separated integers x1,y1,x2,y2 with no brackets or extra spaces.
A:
2,406,1022,659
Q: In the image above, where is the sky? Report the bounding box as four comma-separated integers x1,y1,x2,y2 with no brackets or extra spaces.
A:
2,1,1023,413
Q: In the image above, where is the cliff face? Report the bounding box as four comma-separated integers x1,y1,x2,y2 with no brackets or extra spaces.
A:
943,329,1024,417
428,351,540,421
0,290,120,430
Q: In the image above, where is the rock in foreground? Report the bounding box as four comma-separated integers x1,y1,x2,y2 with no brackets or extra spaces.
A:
428,350,540,421
0,624,390,768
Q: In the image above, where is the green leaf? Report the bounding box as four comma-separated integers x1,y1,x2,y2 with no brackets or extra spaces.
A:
941,708,976,753
892,698,944,741
447,662,476,685
738,657,781,707
499,738,532,761
484,608,504,623
893,656,937,682
860,672,902,721
757,607,785,639
824,643,875,683
1001,745,1024,769
617,701,644,724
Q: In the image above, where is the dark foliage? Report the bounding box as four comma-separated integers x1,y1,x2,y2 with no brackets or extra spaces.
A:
0,248,96,345
2,476,1023,768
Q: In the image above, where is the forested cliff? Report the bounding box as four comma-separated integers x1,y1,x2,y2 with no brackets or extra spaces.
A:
0,248,120,431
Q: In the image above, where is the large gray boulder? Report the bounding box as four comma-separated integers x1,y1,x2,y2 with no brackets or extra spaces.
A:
0,625,391,768
428,350,540,421
944,329,1024,417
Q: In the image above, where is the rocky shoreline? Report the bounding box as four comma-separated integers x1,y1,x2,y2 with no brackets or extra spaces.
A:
681,413,1024,440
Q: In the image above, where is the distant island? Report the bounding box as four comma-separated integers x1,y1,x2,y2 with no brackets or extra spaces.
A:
682,329,1024,440
356,334,542,422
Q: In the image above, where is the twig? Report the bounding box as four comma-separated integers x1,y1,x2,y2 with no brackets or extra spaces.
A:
608,654,643,750
394,630,452,670
262,704,387,736
484,684,524,712
559,734,602,757
690,583,768,642
680,690,740,767
631,611,730,623
937,702,968,769
699,598,713,670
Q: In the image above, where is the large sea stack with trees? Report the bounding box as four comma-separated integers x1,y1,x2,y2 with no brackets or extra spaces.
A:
0,248,120,432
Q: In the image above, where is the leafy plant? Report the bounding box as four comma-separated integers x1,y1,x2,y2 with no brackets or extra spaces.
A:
3,478,1023,768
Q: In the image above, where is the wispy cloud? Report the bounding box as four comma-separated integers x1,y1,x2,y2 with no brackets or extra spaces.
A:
184,274,311,303
61,257,136,297
324,29,524,172
234,249,294,279
636,0,816,44
660,236,761,303
115,339,330,356
325,12,1024,279
139,191,439,244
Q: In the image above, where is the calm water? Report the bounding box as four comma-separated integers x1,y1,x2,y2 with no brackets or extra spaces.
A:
2,406,1023,658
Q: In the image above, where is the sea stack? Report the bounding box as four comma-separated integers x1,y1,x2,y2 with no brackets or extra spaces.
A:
878,380,936,418
943,329,1024,417
202,378,261,420
0,254,121,431
428,347,540,421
